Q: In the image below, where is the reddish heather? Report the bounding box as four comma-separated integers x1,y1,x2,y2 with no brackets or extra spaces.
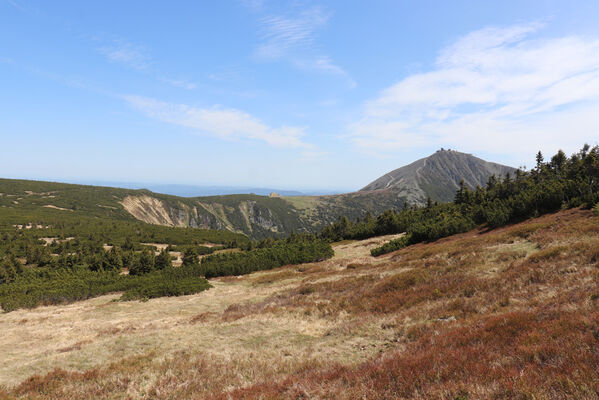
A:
217,310,599,399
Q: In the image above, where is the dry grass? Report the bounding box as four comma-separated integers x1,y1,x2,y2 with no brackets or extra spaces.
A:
1,208,598,399
332,233,404,261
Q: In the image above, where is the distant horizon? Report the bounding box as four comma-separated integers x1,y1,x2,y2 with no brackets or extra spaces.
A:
63,180,350,197
1,146,527,196
0,176,351,197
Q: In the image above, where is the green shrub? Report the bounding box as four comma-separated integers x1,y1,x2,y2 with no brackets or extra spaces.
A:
371,235,411,256
200,236,333,278
0,264,213,312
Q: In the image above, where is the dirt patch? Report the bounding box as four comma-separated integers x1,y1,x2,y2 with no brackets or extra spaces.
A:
170,251,182,266
40,237,74,246
140,243,170,250
13,224,49,230
42,205,72,212
332,233,405,260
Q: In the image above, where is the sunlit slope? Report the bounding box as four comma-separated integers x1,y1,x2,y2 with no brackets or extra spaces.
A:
1,208,597,399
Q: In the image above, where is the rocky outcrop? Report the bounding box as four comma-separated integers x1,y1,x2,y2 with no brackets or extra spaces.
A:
120,195,189,227
121,195,299,238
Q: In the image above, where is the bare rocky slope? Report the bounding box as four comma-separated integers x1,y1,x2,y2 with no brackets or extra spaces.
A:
361,149,516,204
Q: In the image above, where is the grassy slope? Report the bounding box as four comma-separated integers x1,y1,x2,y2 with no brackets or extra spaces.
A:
0,178,406,238
0,178,307,238
0,178,136,219
1,208,598,399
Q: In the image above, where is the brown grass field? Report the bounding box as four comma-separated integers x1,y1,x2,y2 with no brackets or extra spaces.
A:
1,209,598,399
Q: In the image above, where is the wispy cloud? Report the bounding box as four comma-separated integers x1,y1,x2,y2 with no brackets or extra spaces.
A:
254,6,354,87
255,7,328,60
294,56,356,88
98,40,150,70
319,98,338,107
123,95,308,148
96,38,198,89
207,64,245,81
300,150,328,160
240,0,265,11
348,22,599,159
159,78,197,90
6,0,25,11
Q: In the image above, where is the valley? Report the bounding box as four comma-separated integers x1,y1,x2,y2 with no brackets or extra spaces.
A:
1,208,597,398
5,3,599,398
0,145,598,399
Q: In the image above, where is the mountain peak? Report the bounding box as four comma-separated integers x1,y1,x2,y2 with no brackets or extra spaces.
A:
360,150,516,205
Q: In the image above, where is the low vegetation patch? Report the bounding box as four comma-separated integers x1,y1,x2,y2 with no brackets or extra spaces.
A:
527,245,567,263
370,234,410,256
198,235,333,279
0,264,213,312
218,311,599,400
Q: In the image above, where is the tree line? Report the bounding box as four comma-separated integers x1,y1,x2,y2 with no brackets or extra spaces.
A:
197,234,333,278
319,145,599,255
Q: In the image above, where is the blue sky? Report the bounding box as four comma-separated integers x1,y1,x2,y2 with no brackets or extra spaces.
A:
2,0,599,191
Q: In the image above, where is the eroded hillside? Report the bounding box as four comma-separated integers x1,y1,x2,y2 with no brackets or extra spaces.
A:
1,208,598,399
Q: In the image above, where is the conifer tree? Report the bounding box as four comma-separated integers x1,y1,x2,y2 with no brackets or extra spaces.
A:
155,248,172,270
182,247,199,266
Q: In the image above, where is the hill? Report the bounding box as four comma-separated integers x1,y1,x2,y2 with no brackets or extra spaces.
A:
1,208,597,398
0,178,306,239
0,151,516,238
361,149,516,204
0,179,405,239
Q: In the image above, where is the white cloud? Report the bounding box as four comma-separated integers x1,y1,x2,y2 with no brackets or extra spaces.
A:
349,22,599,159
98,41,150,70
254,7,354,87
255,7,328,60
123,95,308,148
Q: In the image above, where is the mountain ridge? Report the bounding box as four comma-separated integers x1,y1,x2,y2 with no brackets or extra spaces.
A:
0,150,516,238
361,149,516,204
